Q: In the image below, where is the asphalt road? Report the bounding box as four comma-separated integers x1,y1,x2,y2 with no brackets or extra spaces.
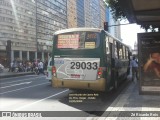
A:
0,75,131,120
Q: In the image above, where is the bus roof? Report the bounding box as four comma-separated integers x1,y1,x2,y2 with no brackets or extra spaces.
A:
54,28,102,35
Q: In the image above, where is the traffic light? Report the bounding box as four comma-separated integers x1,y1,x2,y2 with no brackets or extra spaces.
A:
104,22,108,31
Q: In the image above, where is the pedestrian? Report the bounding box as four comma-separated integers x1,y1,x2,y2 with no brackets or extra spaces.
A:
33,60,38,74
38,60,45,75
0,63,4,73
12,60,17,72
8,61,13,72
18,61,22,72
44,60,48,70
130,56,138,81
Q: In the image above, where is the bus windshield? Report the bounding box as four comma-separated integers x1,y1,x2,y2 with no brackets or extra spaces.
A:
55,31,100,49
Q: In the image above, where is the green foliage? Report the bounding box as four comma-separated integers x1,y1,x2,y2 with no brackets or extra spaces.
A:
105,0,127,21
141,24,160,32
105,0,160,32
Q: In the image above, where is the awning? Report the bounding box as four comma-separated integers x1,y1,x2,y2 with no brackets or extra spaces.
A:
120,0,160,27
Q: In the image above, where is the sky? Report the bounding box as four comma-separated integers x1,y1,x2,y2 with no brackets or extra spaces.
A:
120,20,145,49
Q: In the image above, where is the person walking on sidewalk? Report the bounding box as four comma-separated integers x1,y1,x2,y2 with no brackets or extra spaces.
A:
131,56,138,81
8,61,13,72
38,60,45,75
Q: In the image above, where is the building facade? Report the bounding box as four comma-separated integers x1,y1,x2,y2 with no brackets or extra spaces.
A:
67,0,106,28
0,0,67,66
0,0,36,66
99,0,106,29
106,7,121,40
67,0,77,28
132,41,138,56
0,0,108,66
36,0,67,61
84,0,101,28
76,0,85,27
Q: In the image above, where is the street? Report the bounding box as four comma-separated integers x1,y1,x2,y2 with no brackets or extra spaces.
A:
0,75,131,119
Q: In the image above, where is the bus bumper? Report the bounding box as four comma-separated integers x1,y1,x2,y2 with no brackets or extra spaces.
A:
52,77,106,91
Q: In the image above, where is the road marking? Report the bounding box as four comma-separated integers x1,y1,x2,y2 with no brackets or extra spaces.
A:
0,76,45,85
0,82,49,95
0,81,32,89
14,89,69,111
0,75,38,80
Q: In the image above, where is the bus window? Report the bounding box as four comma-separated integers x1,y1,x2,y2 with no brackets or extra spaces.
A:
56,32,100,49
118,43,123,59
105,36,110,54
114,41,118,59
126,48,129,59
119,48,123,59
116,42,119,59
109,37,113,43
123,46,126,59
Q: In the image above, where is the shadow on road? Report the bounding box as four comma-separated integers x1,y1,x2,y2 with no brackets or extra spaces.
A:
58,79,131,116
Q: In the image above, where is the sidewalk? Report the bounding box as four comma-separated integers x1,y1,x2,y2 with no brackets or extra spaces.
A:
0,68,34,79
97,76,160,119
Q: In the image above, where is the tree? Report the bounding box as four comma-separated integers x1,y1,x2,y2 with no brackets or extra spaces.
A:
105,0,126,21
105,0,160,32
140,24,160,32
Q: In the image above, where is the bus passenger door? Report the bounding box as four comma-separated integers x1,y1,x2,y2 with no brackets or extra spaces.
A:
106,37,117,90
105,39,112,90
109,43,115,89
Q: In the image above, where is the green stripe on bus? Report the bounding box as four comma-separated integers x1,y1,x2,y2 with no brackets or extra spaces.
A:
47,67,52,71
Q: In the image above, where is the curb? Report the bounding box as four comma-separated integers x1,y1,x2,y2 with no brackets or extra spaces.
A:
0,72,35,79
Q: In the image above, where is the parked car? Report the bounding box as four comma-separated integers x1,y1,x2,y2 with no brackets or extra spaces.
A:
0,63,4,73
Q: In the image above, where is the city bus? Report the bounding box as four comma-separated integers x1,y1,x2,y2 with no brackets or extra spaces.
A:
51,28,131,92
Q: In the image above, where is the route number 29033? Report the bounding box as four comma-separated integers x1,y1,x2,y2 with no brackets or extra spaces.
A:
70,62,98,70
